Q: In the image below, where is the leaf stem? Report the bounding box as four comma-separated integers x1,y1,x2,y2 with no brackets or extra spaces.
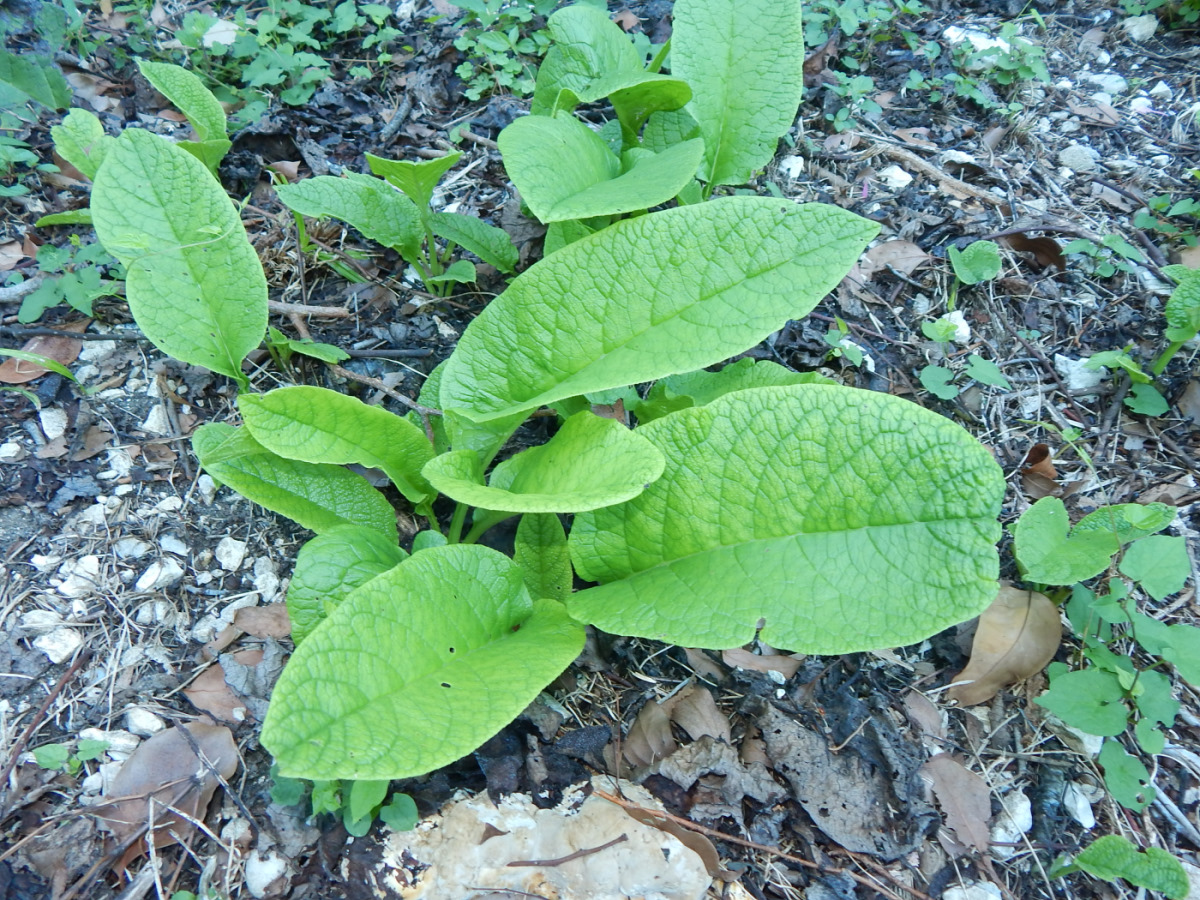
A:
1151,342,1182,376
646,37,671,74
447,502,468,544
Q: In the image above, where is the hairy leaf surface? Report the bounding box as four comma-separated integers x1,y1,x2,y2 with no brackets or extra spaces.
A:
422,412,664,512
636,357,833,422
287,526,408,643
50,109,113,180
92,129,267,383
239,386,434,504
440,197,878,422
672,0,803,185
567,385,1004,652
367,150,461,209
193,423,397,540
263,544,585,779
430,212,518,273
514,514,572,603
275,173,423,260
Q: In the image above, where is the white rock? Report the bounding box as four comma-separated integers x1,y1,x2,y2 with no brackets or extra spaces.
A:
139,404,172,435
134,599,174,625
136,559,186,592
155,496,183,513
778,156,804,180
947,310,971,343
944,884,1002,900
64,503,108,533
1084,73,1128,94
253,557,281,602
1150,80,1172,99
21,609,63,632
113,538,154,560
160,535,190,557
1090,91,1114,106
1058,144,1100,173
78,340,117,362
56,555,103,599
1129,97,1154,114
244,851,289,899
124,707,166,737
34,628,83,664
201,17,238,47
944,26,1012,72
197,474,218,505
1123,14,1158,42
1062,782,1096,828
990,792,1033,860
215,536,247,571
30,554,63,573
0,441,26,462
190,593,260,643
1055,354,1106,395
103,448,135,479
941,150,977,167
878,164,913,190
38,407,69,441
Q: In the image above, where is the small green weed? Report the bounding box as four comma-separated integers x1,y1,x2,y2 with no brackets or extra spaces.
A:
1062,234,1145,279
1120,0,1200,25
270,767,418,835
15,238,124,324
33,738,110,776
452,0,556,101
1134,193,1200,248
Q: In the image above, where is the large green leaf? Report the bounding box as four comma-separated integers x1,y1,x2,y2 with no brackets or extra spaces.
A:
275,173,423,261
440,197,878,422
430,211,518,273
0,49,70,110
499,114,703,222
672,0,803,186
137,60,227,142
1163,265,1200,342
635,357,833,422
531,4,689,133
422,411,664,512
642,109,701,154
262,544,585,779
286,526,407,643
92,129,267,385
1013,497,1117,586
193,423,397,540
514,514,572,603
50,109,114,181
1074,835,1188,899
567,385,1004,652
239,386,434,504
366,150,461,209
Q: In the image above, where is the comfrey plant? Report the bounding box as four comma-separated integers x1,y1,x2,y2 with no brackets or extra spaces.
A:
48,1,1005,781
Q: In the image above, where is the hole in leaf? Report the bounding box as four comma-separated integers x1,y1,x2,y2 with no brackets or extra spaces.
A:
441,682,451,688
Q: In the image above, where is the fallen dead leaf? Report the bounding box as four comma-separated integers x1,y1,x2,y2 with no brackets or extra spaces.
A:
823,132,860,153
663,684,731,743
93,722,238,874
35,436,68,459
184,650,263,724
71,424,114,462
1003,234,1066,271
1069,101,1120,127
0,241,25,270
232,604,292,638
622,698,676,768
720,647,804,679
981,125,1009,151
612,8,639,30
1174,244,1200,269
948,583,1062,706
683,648,726,681
1176,379,1200,425
920,753,991,854
803,30,839,88
266,159,302,182
0,320,89,384
619,805,726,878
902,689,945,741
892,128,936,149
1021,443,1057,480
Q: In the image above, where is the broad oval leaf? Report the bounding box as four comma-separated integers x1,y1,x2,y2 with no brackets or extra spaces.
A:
275,173,423,261
92,129,267,384
50,108,113,180
193,423,397,540
672,0,803,186
500,114,704,222
1013,497,1117,586
635,357,833,423
0,48,71,110
642,109,701,154
567,385,1004,652
262,544,585,779
430,211,518,273
514,514,572,603
422,411,664,512
240,386,435,504
440,197,878,422
286,525,408,643
366,150,461,209
136,60,227,143
1075,835,1189,899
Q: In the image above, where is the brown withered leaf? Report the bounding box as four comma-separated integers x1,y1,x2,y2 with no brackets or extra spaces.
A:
803,30,839,87
620,806,727,878
232,603,292,638
920,753,991,854
682,648,726,681
1003,234,1066,271
612,8,639,30
0,319,88,384
663,684,731,743
1069,101,1120,127
892,128,936,149
184,650,263,724
623,698,676,768
721,647,804,679
1021,443,1057,480
1174,244,1200,269
93,722,238,874
902,689,945,741
948,583,1062,706
0,241,25,270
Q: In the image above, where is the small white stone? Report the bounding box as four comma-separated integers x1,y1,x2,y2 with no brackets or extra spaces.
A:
433,315,459,339
78,340,117,362
197,474,218,505
79,728,140,760
38,408,69,441
944,884,1002,900
1062,782,1096,828
21,609,62,632
1084,73,1128,95
244,851,289,899
778,156,804,180
947,310,971,343
139,404,172,435
1149,80,1172,99
124,707,166,737
160,535,190,557
155,496,184,513
1058,144,1100,173
113,538,154,560
253,557,282,603
1123,14,1158,42
215,536,247,571
990,792,1033,860
64,504,108,532
0,441,26,462
34,628,83,664
1090,91,1114,106
136,559,186,592
1129,97,1154,115
134,599,173,625
56,555,103,599
1054,354,1106,395
878,165,913,191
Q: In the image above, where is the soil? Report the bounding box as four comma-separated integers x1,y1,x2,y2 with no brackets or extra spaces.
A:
2,1,1200,898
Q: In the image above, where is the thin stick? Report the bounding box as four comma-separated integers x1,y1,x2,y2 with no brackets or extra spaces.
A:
327,362,439,448
268,299,350,318
593,789,932,900
0,325,143,341
507,834,628,867
459,129,499,151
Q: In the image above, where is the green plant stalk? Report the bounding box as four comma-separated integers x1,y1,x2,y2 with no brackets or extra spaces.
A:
447,501,469,544
462,517,494,545
646,37,670,74
1151,342,1184,376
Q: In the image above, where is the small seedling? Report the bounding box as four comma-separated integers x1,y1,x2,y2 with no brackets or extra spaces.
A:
1134,193,1200,248
1062,234,1144,279
270,767,418,836
822,317,865,366
14,238,123,324
1151,265,1200,374
33,738,110,775
1084,348,1170,415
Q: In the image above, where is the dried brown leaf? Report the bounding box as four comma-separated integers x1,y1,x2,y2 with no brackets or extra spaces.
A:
948,583,1062,706
803,31,839,87
1003,234,1066,271
1021,443,1057,480
623,699,676,768
0,241,25,271
232,604,292,638
720,647,804,679
0,320,88,384
72,424,113,462
620,806,725,877
682,648,727,681
823,132,860,153
94,722,238,872
664,684,731,743
612,8,640,30
920,753,991,853
184,650,263,724
892,128,936,149
902,689,945,740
